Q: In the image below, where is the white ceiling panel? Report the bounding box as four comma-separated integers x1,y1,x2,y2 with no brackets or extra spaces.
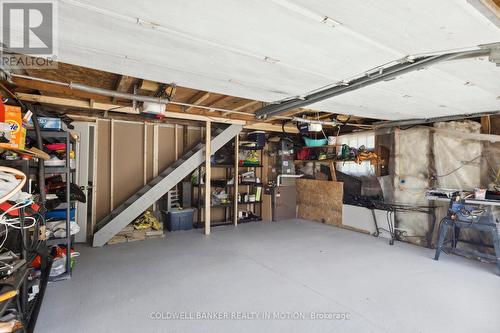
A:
47,1,500,119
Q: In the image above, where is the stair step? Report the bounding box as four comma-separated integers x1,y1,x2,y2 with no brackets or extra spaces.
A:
93,124,242,246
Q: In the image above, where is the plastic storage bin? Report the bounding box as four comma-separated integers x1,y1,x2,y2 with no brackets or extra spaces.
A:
46,208,76,220
164,209,194,231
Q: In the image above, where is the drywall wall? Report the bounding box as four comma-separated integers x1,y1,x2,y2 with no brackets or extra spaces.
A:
342,204,392,240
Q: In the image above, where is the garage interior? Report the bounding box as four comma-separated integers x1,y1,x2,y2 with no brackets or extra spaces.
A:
0,1,499,332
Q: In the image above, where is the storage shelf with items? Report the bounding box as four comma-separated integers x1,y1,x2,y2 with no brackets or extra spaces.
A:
192,135,238,228
30,130,79,282
193,163,236,228
0,102,75,331
237,131,265,223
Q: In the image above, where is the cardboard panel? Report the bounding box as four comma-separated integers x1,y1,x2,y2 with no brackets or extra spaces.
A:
158,125,176,172
95,120,111,222
112,121,144,208
296,179,343,226
145,124,154,182
187,127,201,151
176,126,183,157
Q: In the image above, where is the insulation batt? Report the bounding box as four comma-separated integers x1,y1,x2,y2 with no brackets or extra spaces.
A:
393,127,431,246
432,121,494,252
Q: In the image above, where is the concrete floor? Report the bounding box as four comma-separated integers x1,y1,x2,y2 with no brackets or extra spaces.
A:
37,219,500,333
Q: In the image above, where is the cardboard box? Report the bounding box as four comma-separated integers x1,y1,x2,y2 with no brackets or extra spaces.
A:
0,123,12,145
0,105,25,149
27,117,62,130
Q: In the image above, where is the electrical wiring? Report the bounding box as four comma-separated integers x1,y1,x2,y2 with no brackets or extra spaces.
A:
0,199,35,251
433,155,482,178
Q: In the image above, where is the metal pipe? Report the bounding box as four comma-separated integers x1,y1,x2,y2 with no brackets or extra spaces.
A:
9,73,256,117
68,82,171,104
290,117,339,127
277,174,303,187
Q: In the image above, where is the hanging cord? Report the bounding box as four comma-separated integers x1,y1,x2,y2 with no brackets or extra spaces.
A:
25,103,47,217
432,155,482,178
0,167,26,204
0,199,36,250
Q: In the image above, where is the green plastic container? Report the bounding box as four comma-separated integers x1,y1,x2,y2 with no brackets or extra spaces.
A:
303,137,327,147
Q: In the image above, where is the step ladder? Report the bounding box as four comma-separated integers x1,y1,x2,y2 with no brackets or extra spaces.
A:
92,124,242,246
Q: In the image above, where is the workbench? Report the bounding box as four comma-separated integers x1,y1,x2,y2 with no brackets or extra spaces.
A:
428,194,500,275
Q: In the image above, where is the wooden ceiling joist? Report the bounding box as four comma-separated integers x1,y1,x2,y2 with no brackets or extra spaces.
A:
183,91,211,113
481,0,500,18
14,92,301,133
112,75,136,103
139,80,160,92
206,95,231,112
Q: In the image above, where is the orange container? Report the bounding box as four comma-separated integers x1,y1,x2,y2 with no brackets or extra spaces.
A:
0,105,26,149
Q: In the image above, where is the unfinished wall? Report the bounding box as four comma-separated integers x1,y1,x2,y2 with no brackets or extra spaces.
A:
384,120,497,250
432,121,490,251
392,127,433,247
94,120,203,230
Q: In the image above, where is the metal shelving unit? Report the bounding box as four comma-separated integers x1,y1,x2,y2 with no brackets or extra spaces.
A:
0,164,52,332
237,147,264,223
35,130,76,281
194,164,236,228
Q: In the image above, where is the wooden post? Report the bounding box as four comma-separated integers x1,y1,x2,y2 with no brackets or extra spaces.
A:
233,135,239,225
329,160,337,181
183,125,188,153
152,125,159,211
143,123,147,185
204,121,211,235
110,119,114,210
174,124,179,159
153,125,159,177
481,116,491,134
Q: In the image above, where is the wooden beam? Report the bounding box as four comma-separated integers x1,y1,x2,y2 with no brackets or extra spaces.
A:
15,92,246,124
184,91,211,113
110,119,115,210
481,115,491,134
244,122,299,133
16,92,139,114
140,80,160,92
174,124,179,159
206,96,230,112
143,123,147,185
233,135,239,226
481,0,500,17
204,122,211,235
234,100,260,112
112,75,136,103
16,92,300,132
222,100,259,116
329,161,337,181
182,125,188,153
